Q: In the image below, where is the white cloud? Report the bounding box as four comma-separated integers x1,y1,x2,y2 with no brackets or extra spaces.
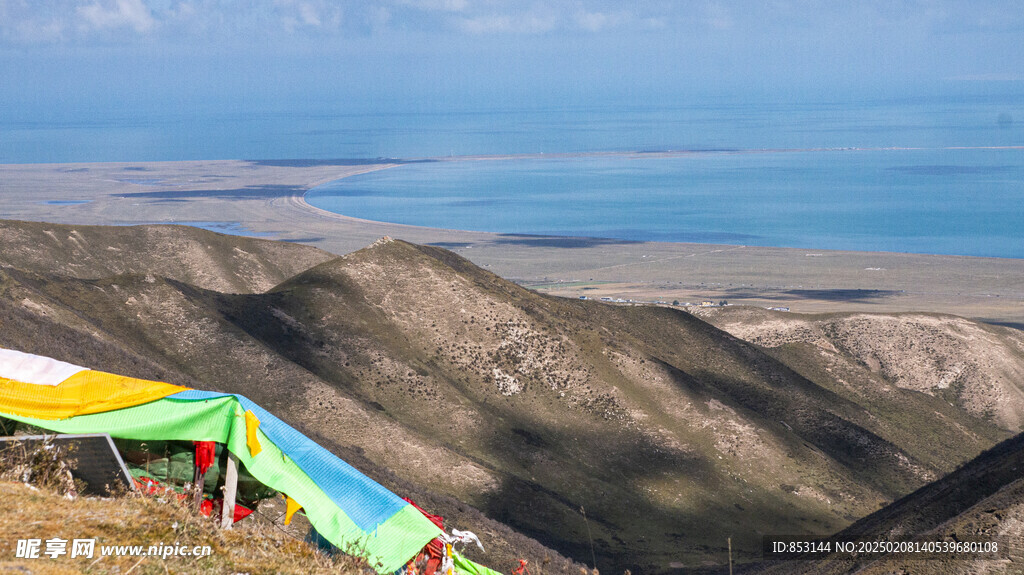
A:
456,11,557,35
77,0,156,33
274,0,342,33
573,9,631,33
299,2,321,26
28,18,67,41
6,18,66,43
641,17,666,30
398,0,469,12
0,0,67,43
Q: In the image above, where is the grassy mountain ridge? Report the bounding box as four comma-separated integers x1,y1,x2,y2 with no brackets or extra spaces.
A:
1,221,1021,573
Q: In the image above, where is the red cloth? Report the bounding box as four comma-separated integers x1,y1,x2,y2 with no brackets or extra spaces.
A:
132,477,192,506
133,476,167,496
402,497,446,575
200,498,253,522
402,497,444,529
193,441,216,475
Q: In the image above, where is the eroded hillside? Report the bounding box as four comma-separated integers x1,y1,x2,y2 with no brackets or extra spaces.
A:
696,307,1024,431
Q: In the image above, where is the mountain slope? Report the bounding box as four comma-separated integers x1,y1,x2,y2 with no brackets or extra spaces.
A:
204,239,1011,570
1,222,1021,573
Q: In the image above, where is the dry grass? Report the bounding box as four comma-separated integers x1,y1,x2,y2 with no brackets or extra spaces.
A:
0,479,365,575
0,436,83,495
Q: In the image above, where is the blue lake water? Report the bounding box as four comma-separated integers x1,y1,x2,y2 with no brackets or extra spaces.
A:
307,147,1024,259
3,98,1022,163
3,95,1023,257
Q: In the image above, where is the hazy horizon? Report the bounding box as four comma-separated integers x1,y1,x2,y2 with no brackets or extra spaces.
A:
2,1,1023,130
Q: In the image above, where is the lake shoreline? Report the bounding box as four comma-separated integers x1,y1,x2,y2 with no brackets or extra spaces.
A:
305,146,1024,259
2,158,1022,326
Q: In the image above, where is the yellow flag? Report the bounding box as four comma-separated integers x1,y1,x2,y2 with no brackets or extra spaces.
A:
244,409,262,457
284,496,303,525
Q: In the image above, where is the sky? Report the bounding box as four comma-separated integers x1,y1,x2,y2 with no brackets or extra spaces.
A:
1,1,1023,119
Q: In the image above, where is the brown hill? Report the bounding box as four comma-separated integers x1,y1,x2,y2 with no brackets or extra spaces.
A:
2,221,1022,573
0,219,333,293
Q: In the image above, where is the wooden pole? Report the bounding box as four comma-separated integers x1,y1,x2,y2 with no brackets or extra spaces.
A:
192,464,205,511
728,537,733,575
221,451,238,529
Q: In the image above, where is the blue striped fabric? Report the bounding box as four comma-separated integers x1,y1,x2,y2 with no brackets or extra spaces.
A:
168,389,407,532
